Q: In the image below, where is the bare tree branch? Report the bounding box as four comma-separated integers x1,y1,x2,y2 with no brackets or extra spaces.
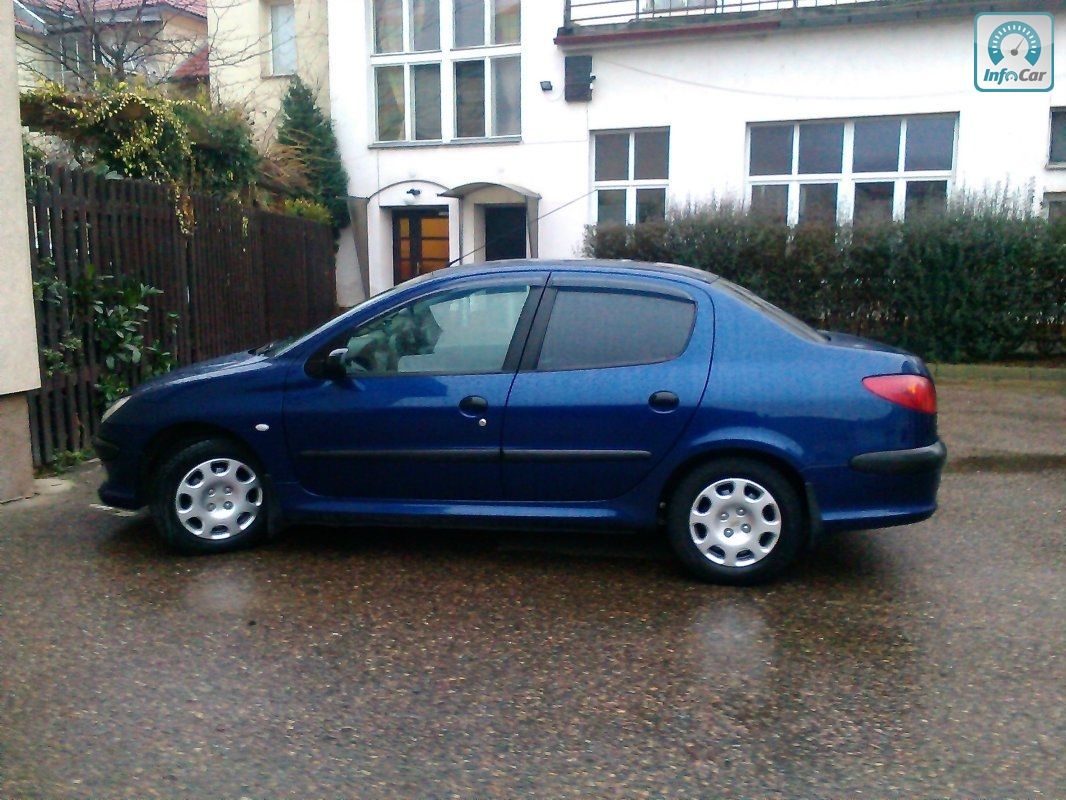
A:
16,0,211,86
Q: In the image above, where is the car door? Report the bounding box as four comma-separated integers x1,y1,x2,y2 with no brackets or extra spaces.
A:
284,275,544,501
501,274,713,501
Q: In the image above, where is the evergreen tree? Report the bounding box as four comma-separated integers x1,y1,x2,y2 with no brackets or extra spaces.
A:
277,77,351,230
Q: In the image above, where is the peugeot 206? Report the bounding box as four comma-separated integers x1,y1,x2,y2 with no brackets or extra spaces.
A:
95,260,946,584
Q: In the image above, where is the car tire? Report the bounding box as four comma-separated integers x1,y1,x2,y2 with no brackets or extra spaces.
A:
666,458,805,585
150,438,269,555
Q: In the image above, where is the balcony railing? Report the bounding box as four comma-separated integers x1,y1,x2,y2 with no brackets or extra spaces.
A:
564,0,879,27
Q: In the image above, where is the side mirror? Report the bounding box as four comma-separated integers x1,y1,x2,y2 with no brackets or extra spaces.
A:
323,348,348,380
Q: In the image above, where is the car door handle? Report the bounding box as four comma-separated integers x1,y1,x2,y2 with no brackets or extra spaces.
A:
459,395,489,415
649,391,679,411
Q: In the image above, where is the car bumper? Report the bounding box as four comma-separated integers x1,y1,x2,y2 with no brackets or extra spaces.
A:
94,436,144,510
849,440,947,475
804,440,946,534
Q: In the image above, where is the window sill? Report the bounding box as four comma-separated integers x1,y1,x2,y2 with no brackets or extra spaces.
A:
370,136,522,149
1046,162,1066,170
261,72,295,80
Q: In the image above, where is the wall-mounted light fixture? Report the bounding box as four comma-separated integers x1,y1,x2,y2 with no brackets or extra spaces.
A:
539,80,553,92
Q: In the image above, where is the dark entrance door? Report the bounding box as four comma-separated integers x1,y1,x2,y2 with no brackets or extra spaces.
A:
484,205,527,261
393,209,450,284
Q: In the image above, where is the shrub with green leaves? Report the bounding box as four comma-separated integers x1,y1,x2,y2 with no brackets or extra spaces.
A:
585,202,1065,362
283,197,334,225
277,78,351,231
20,82,260,200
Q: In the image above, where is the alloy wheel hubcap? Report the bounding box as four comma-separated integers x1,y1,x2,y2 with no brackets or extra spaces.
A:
174,458,262,540
688,477,782,567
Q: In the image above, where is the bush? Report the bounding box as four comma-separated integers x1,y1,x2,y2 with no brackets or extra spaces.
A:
283,197,333,225
277,78,351,231
20,82,260,199
585,202,1065,362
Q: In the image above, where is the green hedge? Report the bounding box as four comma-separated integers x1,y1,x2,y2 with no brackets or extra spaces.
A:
584,204,1065,362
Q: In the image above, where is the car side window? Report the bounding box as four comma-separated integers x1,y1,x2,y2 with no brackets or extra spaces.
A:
536,287,696,372
339,284,532,375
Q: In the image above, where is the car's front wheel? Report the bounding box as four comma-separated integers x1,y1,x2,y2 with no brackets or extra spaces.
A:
666,458,805,585
150,438,269,554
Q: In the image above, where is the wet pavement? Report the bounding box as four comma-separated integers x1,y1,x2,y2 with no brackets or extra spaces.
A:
1,380,1063,799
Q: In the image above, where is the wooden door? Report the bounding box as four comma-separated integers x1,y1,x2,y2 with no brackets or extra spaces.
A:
393,209,450,284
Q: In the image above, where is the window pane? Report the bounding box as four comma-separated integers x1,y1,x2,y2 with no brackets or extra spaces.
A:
636,188,666,223
411,0,440,51
454,0,485,47
1051,111,1066,163
905,116,955,171
455,60,486,138
798,122,843,174
492,0,520,44
270,3,297,74
750,184,788,224
537,290,696,371
375,65,405,141
413,64,441,140
749,125,793,176
854,118,901,173
798,183,838,226
634,130,669,180
373,0,402,53
597,190,626,225
595,133,630,181
905,180,948,218
492,57,521,136
1048,198,1066,225
854,182,895,225
345,286,530,375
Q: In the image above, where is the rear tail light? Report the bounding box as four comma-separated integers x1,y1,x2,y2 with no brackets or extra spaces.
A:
862,374,937,414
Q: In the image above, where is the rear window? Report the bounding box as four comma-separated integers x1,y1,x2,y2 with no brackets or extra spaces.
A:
537,288,696,371
715,278,826,343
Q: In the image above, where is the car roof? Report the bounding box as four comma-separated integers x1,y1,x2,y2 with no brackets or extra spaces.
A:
444,259,721,288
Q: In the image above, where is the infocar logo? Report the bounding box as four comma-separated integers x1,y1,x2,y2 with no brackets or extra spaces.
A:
975,13,1054,92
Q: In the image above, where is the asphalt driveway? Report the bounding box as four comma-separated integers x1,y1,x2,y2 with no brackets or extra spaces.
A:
1,378,1063,799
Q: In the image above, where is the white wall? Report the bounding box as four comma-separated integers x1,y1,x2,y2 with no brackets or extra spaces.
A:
210,0,331,143
1,1,40,397
1,0,41,500
328,1,1066,296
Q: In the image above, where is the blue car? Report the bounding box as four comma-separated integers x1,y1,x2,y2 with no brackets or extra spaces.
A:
96,260,945,584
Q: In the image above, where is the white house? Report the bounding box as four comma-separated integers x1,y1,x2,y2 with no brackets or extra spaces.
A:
327,0,1066,305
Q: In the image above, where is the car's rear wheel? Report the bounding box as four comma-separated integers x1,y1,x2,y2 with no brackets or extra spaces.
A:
666,458,805,585
151,438,268,554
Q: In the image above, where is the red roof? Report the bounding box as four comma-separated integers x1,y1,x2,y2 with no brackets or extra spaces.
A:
172,44,209,80
23,1,206,19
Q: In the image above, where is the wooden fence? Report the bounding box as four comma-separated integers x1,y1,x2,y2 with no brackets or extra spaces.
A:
25,164,337,466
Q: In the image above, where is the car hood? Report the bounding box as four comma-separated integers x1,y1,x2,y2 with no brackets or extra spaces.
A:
135,350,273,393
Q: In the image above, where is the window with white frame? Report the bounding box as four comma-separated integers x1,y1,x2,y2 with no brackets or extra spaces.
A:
1049,108,1066,166
1044,192,1066,223
593,129,670,225
455,56,520,138
747,114,957,225
454,0,520,48
372,0,521,143
268,1,297,76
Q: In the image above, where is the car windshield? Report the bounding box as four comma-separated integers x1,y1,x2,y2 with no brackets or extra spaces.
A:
258,280,414,357
714,278,826,343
